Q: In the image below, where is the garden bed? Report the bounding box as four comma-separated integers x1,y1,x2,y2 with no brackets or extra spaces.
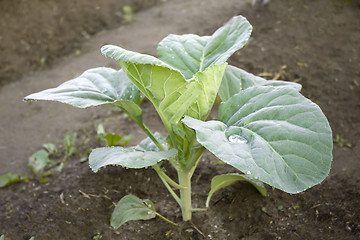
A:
0,0,359,239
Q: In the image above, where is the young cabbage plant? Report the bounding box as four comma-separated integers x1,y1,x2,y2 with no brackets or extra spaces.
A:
24,15,333,227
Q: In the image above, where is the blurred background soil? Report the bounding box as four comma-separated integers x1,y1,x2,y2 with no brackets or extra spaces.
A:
0,0,161,86
0,0,359,239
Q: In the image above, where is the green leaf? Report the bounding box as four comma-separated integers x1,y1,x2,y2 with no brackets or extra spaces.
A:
42,143,58,155
97,123,106,136
0,173,23,188
116,100,145,127
206,174,266,208
104,133,123,146
122,5,135,23
219,65,302,101
97,122,134,147
23,67,148,134
97,123,107,145
157,16,252,79
28,150,51,175
182,86,333,193
102,133,133,147
111,194,156,229
137,132,169,151
89,146,177,172
101,45,175,71
118,134,134,146
24,67,141,107
102,45,226,129
63,131,77,157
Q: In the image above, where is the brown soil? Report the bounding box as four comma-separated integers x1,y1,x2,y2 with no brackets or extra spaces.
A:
1,0,360,239
0,0,161,87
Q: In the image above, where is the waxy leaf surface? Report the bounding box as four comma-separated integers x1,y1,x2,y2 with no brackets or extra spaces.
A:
219,65,302,101
102,45,226,127
111,194,156,229
24,67,141,107
89,146,177,172
157,16,252,79
23,67,147,129
183,86,333,193
137,132,169,151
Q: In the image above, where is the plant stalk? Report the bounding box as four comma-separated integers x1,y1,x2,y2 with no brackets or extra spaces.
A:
153,165,185,189
178,169,192,221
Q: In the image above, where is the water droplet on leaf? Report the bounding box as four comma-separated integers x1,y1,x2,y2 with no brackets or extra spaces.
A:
228,135,247,144
246,171,251,175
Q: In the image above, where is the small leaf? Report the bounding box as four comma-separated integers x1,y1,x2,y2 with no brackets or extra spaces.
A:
102,133,133,147
89,147,177,172
42,143,58,155
118,134,134,146
97,123,106,136
218,65,302,101
28,150,51,175
104,133,123,146
97,123,107,145
241,174,267,197
183,86,333,193
54,162,65,173
64,131,77,147
111,194,156,229
0,173,23,188
0,235,4,240
79,153,89,163
122,5,135,23
63,132,77,157
206,174,266,208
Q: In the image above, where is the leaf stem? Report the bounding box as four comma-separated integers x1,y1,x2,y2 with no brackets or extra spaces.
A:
121,106,179,169
157,172,182,207
154,212,178,226
191,208,209,212
152,165,185,189
141,125,166,151
141,125,180,169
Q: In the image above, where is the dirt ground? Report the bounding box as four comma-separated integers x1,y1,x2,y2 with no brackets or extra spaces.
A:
0,0,161,87
0,0,359,239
